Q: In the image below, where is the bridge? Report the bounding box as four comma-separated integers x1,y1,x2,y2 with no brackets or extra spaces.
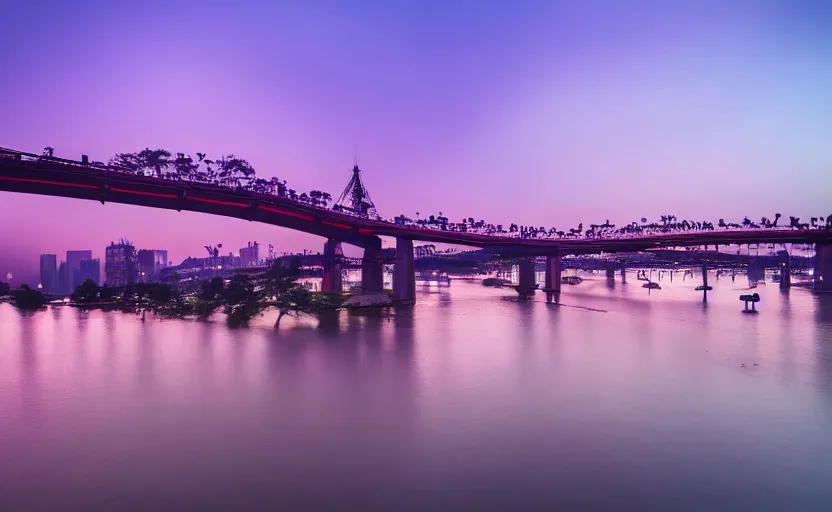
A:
2,147,831,302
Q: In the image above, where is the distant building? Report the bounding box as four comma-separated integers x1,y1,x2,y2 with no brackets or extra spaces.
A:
66,250,93,291
240,242,260,267
415,244,436,259
79,259,101,285
105,240,137,287
0,281,10,296
57,261,68,294
137,249,168,281
39,254,58,294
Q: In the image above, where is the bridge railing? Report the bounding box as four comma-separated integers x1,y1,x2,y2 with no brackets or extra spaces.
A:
3,146,830,243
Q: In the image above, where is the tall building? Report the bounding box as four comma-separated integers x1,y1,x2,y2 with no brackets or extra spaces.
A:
105,240,137,287
79,259,101,285
57,261,68,294
137,249,168,281
66,250,93,291
39,254,58,294
240,241,260,267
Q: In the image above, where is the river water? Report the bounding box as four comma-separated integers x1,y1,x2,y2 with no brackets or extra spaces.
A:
2,274,832,510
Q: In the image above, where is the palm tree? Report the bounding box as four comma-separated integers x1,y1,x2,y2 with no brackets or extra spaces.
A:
138,148,171,178
173,153,198,181
773,213,781,227
109,152,142,174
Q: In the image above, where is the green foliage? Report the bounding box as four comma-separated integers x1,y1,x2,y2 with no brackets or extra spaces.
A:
220,274,266,327
199,277,225,301
12,284,48,310
71,279,101,303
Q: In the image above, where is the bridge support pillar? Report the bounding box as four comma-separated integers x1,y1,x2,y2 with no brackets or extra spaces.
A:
701,264,709,302
515,258,536,299
606,267,616,280
393,238,416,304
362,246,384,294
815,243,832,293
780,252,791,290
544,253,562,303
621,264,626,283
321,239,343,293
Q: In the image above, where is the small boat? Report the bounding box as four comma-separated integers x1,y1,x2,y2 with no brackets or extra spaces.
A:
695,285,713,291
482,277,512,288
561,276,583,285
643,282,661,290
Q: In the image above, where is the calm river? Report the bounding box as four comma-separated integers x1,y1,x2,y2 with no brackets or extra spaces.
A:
2,275,832,510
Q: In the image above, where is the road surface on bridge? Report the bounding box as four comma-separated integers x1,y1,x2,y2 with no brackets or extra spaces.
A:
2,151,831,255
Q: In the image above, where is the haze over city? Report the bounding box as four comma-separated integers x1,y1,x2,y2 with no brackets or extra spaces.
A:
2,0,831,282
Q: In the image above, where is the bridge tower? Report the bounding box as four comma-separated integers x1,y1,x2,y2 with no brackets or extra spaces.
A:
335,164,377,218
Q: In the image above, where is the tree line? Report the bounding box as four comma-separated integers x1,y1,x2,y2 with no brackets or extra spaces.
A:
11,260,342,328
45,146,832,240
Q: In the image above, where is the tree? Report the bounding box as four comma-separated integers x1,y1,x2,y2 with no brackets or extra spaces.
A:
215,155,256,189
273,286,312,328
71,279,101,303
12,284,48,310
220,274,265,327
173,153,199,181
109,152,143,174
137,148,171,178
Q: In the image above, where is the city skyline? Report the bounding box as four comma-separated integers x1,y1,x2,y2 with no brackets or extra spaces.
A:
2,0,831,280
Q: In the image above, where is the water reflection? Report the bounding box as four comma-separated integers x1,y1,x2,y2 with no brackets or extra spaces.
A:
1,280,832,509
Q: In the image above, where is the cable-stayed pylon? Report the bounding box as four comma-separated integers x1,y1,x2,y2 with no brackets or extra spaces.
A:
334,164,377,218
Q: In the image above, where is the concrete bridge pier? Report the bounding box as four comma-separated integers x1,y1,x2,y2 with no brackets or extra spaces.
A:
621,264,626,283
515,258,537,299
606,267,616,280
321,238,343,293
780,252,791,290
544,253,562,303
815,243,832,293
393,238,416,304
362,246,384,294
701,264,709,302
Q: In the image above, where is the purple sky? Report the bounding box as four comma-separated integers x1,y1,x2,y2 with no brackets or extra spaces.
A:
1,0,831,284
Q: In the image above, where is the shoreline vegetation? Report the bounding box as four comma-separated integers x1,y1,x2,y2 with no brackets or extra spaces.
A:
6,260,363,328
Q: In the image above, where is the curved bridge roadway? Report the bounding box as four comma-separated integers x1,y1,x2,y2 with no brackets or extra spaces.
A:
2,152,831,300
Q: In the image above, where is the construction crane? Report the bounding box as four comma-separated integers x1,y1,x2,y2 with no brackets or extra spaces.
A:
204,243,222,259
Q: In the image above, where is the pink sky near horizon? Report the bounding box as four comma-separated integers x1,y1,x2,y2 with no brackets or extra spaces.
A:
1,0,830,284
